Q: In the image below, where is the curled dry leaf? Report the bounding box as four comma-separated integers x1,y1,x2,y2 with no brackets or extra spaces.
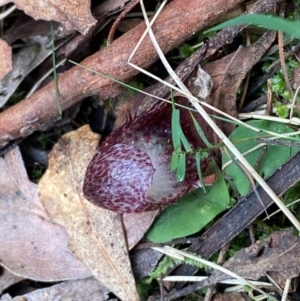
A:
0,147,90,281
0,40,12,81
0,0,96,35
39,125,139,301
200,230,300,289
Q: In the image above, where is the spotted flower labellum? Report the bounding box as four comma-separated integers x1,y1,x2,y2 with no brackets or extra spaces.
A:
83,103,201,213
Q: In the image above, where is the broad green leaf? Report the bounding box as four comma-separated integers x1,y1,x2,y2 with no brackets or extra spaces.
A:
205,14,300,38
222,120,300,196
190,113,212,148
146,160,229,243
176,153,186,182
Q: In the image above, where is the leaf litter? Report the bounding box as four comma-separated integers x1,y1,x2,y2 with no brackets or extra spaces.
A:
38,125,139,301
0,147,91,282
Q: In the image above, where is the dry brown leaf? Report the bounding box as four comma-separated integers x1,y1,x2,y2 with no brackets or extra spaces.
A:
223,230,300,280
0,40,12,81
0,147,91,281
201,230,300,288
8,277,109,301
39,125,140,301
0,0,96,35
131,248,163,281
4,15,60,45
123,210,159,249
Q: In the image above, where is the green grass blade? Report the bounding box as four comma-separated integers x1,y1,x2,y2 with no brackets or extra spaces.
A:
179,127,192,152
50,22,62,115
171,94,192,152
195,151,207,193
190,113,212,148
176,153,186,182
171,152,179,171
171,100,181,151
205,14,300,38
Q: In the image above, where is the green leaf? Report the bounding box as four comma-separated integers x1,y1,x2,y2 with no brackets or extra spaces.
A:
50,22,62,115
146,160,229,243
171,105,181,151
179,129,192,152
171,96,192,152
170,152,179,171
171,97,192,182
190,113,212,148
176,153,186,182
195,151,207,193
204,14,300,38
222,120,300,196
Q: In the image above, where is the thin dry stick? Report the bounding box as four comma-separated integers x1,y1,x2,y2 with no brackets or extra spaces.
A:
132,0,300,231
262,199,300,221
222,143,266,169
282,278,291,301
290,85,300,119
248,224,256,244
238,31,251,111
213,46,242,145
238,112,300,126
203,242,230,301
107,0,141,45
223,146,268,216
256,138,300,147
0,4,16,20
253,145,268,171
214,46,242,109
278,31,295,100
238,73,250,111
266,79,273,116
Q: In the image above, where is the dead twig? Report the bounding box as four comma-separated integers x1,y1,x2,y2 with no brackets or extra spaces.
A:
278,31,295,101
107,0,141,45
